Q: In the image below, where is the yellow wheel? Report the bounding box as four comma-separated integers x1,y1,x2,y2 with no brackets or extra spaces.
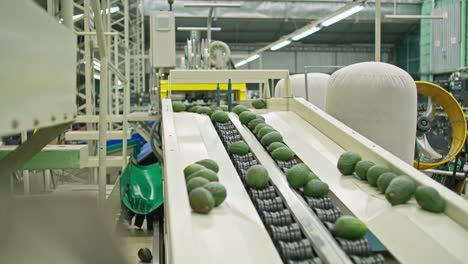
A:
414,81,466,170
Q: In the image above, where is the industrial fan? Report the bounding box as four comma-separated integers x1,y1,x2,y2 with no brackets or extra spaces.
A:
414,81,466,170
209,40,231,69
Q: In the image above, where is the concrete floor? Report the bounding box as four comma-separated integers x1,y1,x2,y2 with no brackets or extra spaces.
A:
118,222,158,264
52,183,160,264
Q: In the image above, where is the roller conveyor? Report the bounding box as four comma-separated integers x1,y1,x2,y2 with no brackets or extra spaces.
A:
260,98,468,264
161,102,282,264
161,97,468,264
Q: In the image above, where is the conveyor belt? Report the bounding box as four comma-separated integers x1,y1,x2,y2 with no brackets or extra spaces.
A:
214,121,322,263
260,98,468,264
229,113,385,264
228,114,353,264
161,100,282,264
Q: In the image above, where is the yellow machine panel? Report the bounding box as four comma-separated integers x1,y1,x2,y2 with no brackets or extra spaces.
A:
160,80,246,101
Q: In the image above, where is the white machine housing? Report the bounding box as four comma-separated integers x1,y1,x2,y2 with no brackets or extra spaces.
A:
0,0,77,136
326,62,417,164
275,73,330,110
150,11,176,68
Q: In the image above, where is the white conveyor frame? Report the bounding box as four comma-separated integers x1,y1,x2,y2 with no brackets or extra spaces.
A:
161,99,282,264
261,97,468,264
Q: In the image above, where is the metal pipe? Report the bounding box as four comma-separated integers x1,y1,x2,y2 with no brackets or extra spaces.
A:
106,0,112,118
122,0,130,169
44,170,51,192
425,169,465,177
461,0,466,68
114,35,119,117
91,0,108,206
375,0,381,62
47,0,55,17
141,0,146,91
21,131,29,195
108,62,127,83
84,0,96,184
384,14,446,19
76,31,120,36
207,7,214,46
60,0,73,29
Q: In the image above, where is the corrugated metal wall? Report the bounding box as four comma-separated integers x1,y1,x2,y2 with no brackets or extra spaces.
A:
397,28,420,78
420,0,433,81
236,47,394,74
432,1,461,73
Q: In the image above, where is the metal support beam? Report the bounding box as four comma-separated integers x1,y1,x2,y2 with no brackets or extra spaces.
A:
21,132,30,195
375,0,381,62
61,0,73,29
91,0,109,206
47,0,56,17
123,0,130,169
141,0,146,91
0,123,71,186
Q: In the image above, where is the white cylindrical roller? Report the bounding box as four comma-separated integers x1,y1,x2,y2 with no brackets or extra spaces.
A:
326,62,417,164
274,73,330,110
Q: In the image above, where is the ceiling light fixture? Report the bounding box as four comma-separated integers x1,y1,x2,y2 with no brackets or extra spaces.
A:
235,54,260,68
292,26,321,41
321,4,365,27
270,40,291,51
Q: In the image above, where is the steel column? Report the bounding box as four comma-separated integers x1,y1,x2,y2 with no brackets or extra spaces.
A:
61,0,73,29
375,0,381,62
141,0,146,91
21,132,30,195
122,0,130,169
91,0,109,206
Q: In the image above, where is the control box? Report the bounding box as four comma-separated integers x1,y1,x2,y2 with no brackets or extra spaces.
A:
150,11,176,68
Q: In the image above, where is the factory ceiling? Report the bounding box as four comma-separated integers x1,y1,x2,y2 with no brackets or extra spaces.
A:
144,0,421,47
33,0,421,47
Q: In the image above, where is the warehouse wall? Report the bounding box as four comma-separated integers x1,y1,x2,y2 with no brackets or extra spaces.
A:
230,44,395,75
420,0,468,80
397,28,420,79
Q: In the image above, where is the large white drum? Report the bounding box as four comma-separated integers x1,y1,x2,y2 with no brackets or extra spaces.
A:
275,73,330,110
325,62,417,164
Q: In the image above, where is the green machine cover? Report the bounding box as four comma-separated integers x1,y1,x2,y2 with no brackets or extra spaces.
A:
120,162,163,215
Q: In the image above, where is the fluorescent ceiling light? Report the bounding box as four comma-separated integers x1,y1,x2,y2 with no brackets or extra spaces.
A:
73,6,120,21
246,54,259,62
235,60,247,68
235,54,259,68
94,73,101,80
177,27,222,31
321,4,365,27
270,40,291,51
292,27,321,41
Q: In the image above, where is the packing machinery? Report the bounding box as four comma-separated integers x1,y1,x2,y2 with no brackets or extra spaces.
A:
159,69,468,264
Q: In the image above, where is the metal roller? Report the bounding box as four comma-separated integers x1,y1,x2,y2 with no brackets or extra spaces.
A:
277,159,298,171
314,208,342,223
350,254,385,264
269,223,303,242
278,239,315,261
256,197,285,212
262,209,294,226
304,197,334,210
323,221,335,232
288,258,323,264
336,238,372,257
215,122,236,131
249,186,277,200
